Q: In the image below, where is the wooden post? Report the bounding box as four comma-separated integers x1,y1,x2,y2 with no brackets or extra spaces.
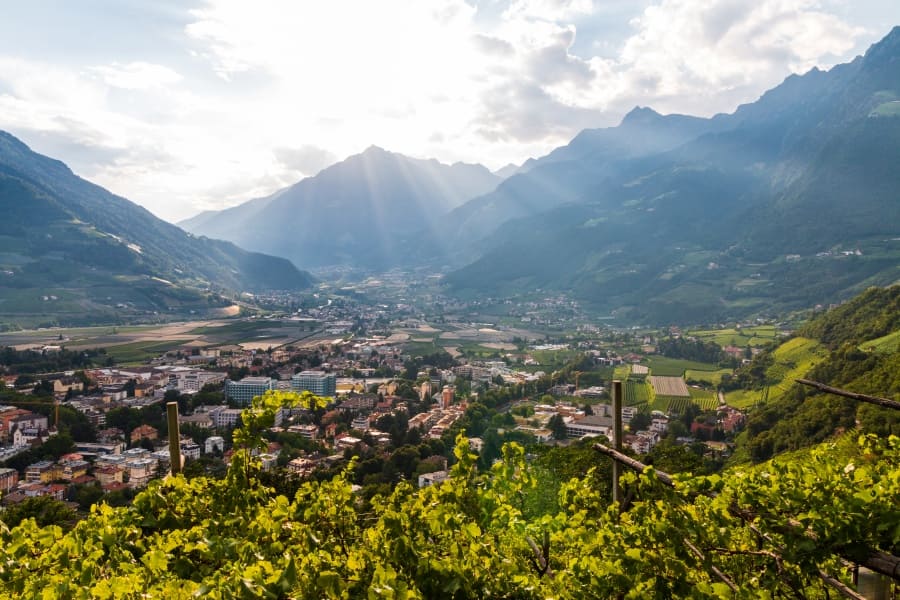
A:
612,379,623,505
167,401,182,476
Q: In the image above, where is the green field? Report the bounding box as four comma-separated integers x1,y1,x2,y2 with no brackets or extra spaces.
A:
625,379,651,406
859,329,900,354
104,340,187,363
724,388,763,410
687,325,779,348
644,356,720,377
723,336,826,410
688,387,720,410
613,364,632,380
764,337,827,403
685,368,732,386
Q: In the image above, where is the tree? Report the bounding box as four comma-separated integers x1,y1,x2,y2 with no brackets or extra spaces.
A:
548,414,567,440
0,496,76,529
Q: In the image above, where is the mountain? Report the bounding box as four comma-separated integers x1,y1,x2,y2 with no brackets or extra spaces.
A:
0,131,314,327
436,106,731,251
179,146,501,269
444,27,900,323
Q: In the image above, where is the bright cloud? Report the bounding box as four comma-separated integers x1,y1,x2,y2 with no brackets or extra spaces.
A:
0,0,894,222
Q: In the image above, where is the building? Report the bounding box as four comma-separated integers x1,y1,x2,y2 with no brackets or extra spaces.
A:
205,406,244,429
418,470,450,488
130,424,158,444
286,424,318,440
94,465,125,487
25,460,59,483
441,385,455,409
180,440,201,461
291,371,336,397
0,467,18,493
224,377,275,406
168,369,227,393
205,436,225,454
566,415,613,440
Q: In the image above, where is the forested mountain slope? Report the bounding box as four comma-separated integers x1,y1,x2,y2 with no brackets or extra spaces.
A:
444,27,900,323
735,286,900,461
0,131,313,326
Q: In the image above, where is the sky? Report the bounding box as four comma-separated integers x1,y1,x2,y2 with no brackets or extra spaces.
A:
1,1,898,223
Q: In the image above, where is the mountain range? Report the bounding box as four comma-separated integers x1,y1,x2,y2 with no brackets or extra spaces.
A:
179,147,500,269
443,26,900,322
0,132,314,327
5,27,900,326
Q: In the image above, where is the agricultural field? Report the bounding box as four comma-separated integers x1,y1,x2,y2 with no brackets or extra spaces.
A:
0,318,326,365
725,388,764,410
613,364,632,381
687,325,781,348
651,395,693,414
649,375,690,397
644,356,720,377
688,387,720,410
763,337,828,403
859,329,900,354
685,368,733,386
625,379,651,406
104,340,190,363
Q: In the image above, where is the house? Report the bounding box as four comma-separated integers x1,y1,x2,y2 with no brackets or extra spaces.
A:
205,436,225,454
287,457,317,477
94,464,125,487
58,456,90,481
125,458,157,488
0,467,18,493
180,440,201,461
418,470,450,488
25,460,59,483
130,424,158,444
286,424,318,440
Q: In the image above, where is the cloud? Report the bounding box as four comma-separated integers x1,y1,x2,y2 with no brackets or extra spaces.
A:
90,61,183,90
273,145,338,176
0,0,888,222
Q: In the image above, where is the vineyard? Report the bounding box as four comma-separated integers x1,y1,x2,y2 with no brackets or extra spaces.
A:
1,390,897,598
688,387,719,410
625,379,651,406
763,337,827,403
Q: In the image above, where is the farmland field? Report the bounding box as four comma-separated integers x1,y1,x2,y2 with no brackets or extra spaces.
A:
625,379,651,406
644,356,719,377
687,325,780,348
688,387,720,410
764,337,827,403
725,388,763,410
649,375,690,397
685,368,732,386
859,329,900,354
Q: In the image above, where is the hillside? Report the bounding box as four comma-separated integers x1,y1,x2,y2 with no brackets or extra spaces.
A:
733,286,900,461
0,131,314,327
179,146,501,269
444,27,900,323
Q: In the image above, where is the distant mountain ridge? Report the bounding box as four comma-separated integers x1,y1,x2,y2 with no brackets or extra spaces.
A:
179,146,501,269
0,131,314,326
443,26,900,323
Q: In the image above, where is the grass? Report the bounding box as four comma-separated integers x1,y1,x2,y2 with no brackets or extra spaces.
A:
725,389,763,410
688,387,720,410
105,340,186,363
859,329,900,354
686,325,779,348
644,356,720,377
685,368,732,386
764,337,827,403
625,379,651,406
